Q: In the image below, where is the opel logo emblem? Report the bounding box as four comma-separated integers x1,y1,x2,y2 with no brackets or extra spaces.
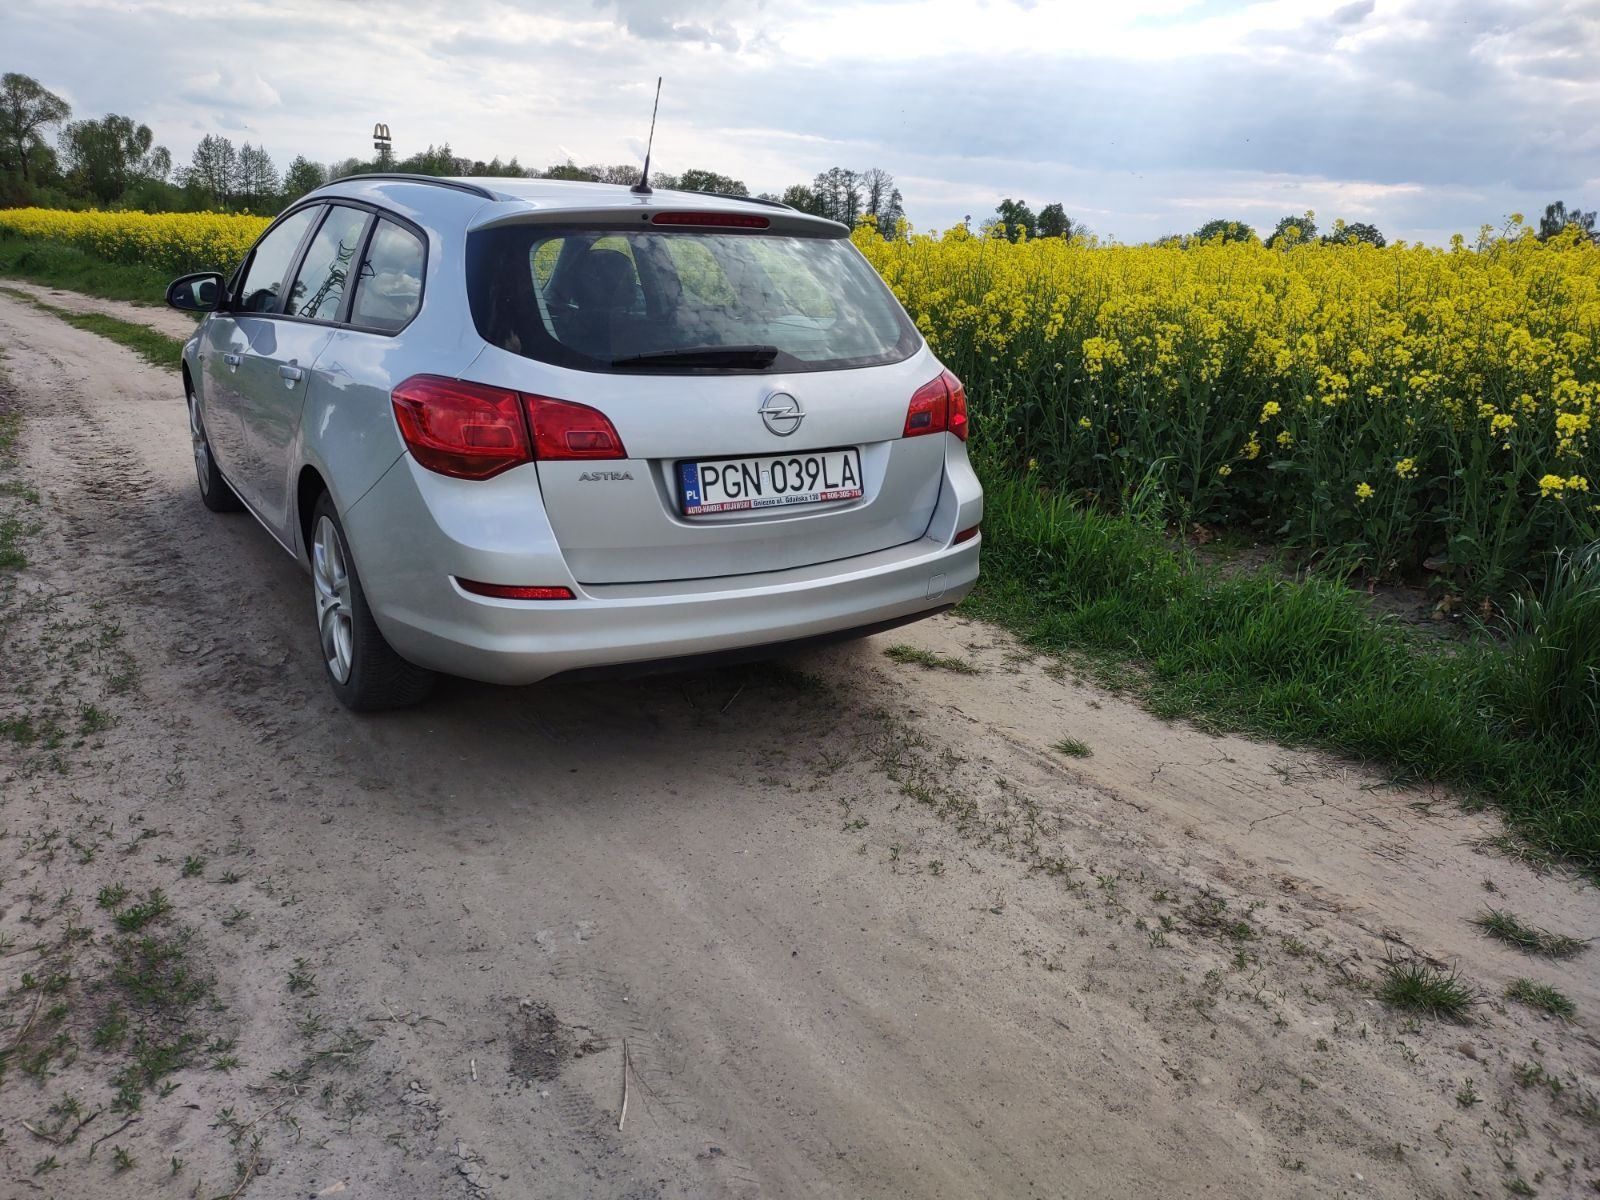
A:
759,391,804,437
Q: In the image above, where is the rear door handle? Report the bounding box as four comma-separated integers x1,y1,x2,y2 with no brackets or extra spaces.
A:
223,352,241,368
279,364,304,383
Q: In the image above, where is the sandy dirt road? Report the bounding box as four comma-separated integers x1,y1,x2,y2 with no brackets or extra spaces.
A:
0,289,1597,1200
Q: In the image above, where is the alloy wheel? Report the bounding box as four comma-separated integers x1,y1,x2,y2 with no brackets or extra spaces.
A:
188,391,211,494
312,516,355,684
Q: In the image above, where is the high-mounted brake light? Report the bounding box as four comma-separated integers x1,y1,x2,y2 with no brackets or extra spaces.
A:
650,211,770,229
456,579,575,601
903,370,969,441
392,376,627,479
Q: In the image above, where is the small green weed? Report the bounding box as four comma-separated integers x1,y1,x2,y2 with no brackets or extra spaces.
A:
1376,957,1475,1021
1505,977,1576,1020
883,644,978,674
1473,908,1587,959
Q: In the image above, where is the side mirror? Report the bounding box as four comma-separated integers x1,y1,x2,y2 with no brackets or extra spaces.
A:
166,271,226,313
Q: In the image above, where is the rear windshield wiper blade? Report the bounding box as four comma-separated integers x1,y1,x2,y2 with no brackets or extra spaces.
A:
611,345,782,369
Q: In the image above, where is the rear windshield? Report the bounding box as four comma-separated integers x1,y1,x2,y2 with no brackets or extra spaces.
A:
466,226,919,374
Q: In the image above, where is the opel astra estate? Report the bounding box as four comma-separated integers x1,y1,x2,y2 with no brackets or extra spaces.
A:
166,174,983,709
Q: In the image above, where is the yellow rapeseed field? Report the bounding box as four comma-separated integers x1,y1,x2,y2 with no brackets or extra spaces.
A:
2,206,1594,590
856,218,1600,592
0,207,268,278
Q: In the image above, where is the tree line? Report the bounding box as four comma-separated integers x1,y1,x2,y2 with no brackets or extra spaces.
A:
0,71,917,229
3,71,1596,248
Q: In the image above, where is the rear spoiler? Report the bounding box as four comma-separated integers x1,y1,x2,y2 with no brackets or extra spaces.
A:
469,202,849,239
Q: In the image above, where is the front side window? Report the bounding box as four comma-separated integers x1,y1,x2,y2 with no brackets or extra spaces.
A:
286,205,370,321
236,207,318,314
466,226,917,373
349,219,425,332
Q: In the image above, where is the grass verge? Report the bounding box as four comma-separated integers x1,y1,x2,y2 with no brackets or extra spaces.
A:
0,234,172,304
969,474,1600,870
0,286,184,370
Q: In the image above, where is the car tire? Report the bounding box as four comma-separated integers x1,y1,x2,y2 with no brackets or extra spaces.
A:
308,493,436,711
187,386,243,513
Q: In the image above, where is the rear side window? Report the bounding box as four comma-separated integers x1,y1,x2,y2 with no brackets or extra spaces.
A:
466,226,917,374
285,205,369,321
350,220,425,332
236,207,318,314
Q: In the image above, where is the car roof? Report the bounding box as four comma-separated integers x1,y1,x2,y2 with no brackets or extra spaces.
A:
307,174,845,237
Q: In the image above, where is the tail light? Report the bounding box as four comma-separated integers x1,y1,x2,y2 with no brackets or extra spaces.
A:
527,396,626,460
391,377,527,480
903,370,969,442
391,376,626,479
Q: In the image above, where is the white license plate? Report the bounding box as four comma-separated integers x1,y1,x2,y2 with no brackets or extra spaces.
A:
678,448,863,516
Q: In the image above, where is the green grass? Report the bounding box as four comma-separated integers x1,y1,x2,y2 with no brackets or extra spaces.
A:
0,287,183,370
1504,977,1576,1019
1473,908,1588,959
968,473,1600,869
883,643,979,673
0,234,173,304
1376,957,1476,1021
1052,736,1092,757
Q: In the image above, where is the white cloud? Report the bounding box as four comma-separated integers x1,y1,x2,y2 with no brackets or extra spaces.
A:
178,68,282,112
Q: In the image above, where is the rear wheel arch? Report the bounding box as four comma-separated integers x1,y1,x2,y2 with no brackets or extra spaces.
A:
296,465,330,563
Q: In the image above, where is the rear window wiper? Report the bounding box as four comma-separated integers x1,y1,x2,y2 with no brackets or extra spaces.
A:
611,345,782,369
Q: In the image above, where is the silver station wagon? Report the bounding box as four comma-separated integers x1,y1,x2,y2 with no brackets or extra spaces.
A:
167,174,983,709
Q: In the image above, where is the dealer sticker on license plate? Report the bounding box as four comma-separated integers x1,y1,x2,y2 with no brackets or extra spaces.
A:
678,448,863,516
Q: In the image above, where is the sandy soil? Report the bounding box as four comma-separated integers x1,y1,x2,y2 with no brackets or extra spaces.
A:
0,289,1596,1200
0,278,198,340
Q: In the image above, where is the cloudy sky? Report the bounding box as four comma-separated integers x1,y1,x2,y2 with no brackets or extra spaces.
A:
11,0,1600,242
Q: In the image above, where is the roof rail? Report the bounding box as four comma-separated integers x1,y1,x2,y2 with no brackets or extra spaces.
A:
328,173,497,200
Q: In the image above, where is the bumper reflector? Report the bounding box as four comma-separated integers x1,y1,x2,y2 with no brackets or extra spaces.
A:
954,526,980,545
456,579,575,601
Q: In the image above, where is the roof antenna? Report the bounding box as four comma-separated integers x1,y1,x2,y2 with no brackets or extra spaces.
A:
630,76,662,196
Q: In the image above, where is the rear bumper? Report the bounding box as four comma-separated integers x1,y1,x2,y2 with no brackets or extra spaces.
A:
344,456,980,685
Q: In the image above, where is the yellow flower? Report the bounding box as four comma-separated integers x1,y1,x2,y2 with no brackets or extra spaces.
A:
1276,430,1294,447
1077,416,1092,430
1355,482,1374,502
1259,401,1281,423
1395,457,1417,479
1217,464,1233,477
1538,474,1568,497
